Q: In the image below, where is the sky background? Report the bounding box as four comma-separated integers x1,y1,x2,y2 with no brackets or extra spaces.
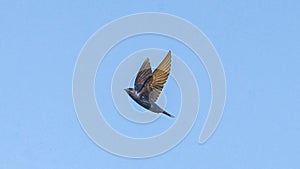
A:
1,0,300,169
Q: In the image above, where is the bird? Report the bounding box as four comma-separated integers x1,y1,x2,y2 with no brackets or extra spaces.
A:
124,50,174,118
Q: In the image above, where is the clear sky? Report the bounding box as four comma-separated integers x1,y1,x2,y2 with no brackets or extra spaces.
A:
1,0,300,168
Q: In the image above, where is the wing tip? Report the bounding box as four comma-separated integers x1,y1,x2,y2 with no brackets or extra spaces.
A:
167,50,172,58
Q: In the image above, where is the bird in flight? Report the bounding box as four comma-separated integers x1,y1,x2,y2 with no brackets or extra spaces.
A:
124,51,174,118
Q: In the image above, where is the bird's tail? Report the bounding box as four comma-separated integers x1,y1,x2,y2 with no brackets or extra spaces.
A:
162,111,175,118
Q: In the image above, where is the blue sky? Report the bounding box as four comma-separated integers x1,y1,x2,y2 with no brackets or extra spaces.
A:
1,0,300,168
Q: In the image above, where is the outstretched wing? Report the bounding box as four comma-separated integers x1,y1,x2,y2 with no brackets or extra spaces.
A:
138,51,171,102
149,51,171,102
134,58,152,92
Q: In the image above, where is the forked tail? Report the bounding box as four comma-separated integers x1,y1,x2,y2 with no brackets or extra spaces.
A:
162,111,175,118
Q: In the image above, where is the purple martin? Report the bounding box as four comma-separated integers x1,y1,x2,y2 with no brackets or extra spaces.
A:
124,51,174,118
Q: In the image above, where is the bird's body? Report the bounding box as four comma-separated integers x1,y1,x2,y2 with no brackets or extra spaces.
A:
124,51,174,118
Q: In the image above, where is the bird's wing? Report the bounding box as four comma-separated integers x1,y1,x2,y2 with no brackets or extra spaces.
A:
134,58,152,92
141,51,171,102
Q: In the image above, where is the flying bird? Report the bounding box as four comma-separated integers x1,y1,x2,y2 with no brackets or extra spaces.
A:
124,51,174,118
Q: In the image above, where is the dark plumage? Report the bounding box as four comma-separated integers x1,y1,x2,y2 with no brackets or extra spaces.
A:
124,50,174,118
